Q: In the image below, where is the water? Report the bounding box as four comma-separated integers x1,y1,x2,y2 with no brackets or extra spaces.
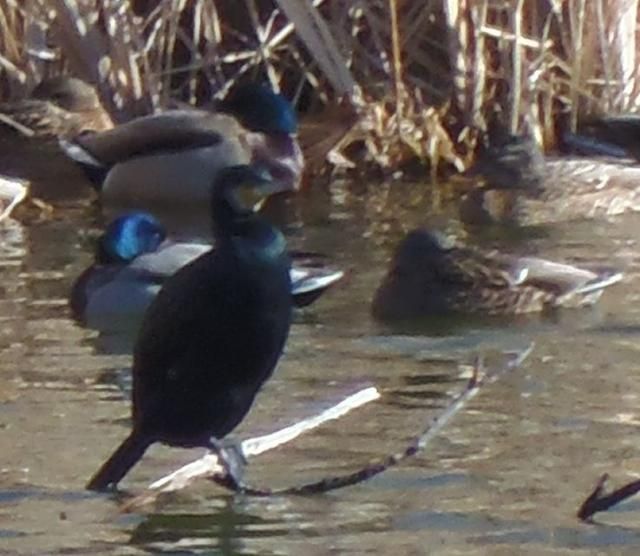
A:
2,165,640,554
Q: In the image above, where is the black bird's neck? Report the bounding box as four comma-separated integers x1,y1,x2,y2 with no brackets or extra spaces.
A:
213,202,287,265
212,199,256,241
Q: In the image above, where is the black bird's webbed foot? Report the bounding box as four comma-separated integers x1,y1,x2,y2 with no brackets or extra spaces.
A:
207,437,247,491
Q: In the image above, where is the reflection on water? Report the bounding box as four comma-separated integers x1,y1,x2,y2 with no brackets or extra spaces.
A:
2,162,640,554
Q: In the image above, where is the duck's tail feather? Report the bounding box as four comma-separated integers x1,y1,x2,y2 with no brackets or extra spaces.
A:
86,431,151,491
562,132,629,158
291,267,344,307
574,269,624,296
513,257,622,307
0,175,28,221
59,138,108,190
558,268,623,307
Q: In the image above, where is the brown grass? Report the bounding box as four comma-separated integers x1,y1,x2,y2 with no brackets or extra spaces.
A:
0,0,639,178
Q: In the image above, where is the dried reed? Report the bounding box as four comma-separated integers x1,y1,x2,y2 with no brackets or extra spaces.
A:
0,0,638,178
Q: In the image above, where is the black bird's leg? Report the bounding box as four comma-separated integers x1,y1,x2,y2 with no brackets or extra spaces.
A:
207,437,248,491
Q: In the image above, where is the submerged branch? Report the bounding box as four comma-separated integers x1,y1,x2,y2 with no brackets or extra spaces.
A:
577,473,640,522
124,342,534,508
232,342,534,496
0,113,35,136
122,386,380,510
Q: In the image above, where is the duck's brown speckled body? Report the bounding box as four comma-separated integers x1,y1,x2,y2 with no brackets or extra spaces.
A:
0,77,112,139
372,229,622,320
461,135,640,226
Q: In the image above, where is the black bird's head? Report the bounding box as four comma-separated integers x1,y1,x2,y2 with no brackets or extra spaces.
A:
97,212,166,264
218,84,298,135
211,165,290,234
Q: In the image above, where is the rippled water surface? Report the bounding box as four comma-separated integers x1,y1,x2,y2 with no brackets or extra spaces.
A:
2,162,640,555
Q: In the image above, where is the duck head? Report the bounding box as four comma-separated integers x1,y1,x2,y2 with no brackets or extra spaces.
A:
219,86,303,191
218,84,298,135
372,229,457,320
32,76,104,113
392,229,455,272
98,212,166,264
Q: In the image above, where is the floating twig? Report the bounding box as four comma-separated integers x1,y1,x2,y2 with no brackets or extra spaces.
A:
124,343,532,509
0,113,35,137
122,386,380,510
577,473,640,522
233,343,534,496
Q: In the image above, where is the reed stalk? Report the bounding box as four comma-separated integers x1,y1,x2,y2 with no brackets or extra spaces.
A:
0,0,638,177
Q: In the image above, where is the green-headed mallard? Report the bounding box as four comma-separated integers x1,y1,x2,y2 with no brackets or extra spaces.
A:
460,134,640,226
86,164,293,491
70,211,344,330
0,76,113,138
60,84,303,206
372,229,622,320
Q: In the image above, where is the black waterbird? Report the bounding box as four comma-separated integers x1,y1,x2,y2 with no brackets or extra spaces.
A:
86,164,292,490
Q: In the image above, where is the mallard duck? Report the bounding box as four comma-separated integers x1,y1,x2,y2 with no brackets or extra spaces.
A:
86,164,293,491
573,114,640,161
0,76,113,138
464,133,545,193
60,84,303,206
372,229,622,320
0,175,28,222
562,130,629,158
71,211,343,329
460,135,640,226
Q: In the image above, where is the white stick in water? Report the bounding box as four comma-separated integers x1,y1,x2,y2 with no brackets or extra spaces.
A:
148,386,381,493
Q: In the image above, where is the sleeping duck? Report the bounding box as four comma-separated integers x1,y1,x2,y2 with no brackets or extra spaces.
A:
0,76,112,138
71,211,343,330
60,84,303,206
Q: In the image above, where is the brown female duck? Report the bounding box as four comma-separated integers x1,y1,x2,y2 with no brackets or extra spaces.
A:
460,134,640,226
372,229,622,320
0,76,113,138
